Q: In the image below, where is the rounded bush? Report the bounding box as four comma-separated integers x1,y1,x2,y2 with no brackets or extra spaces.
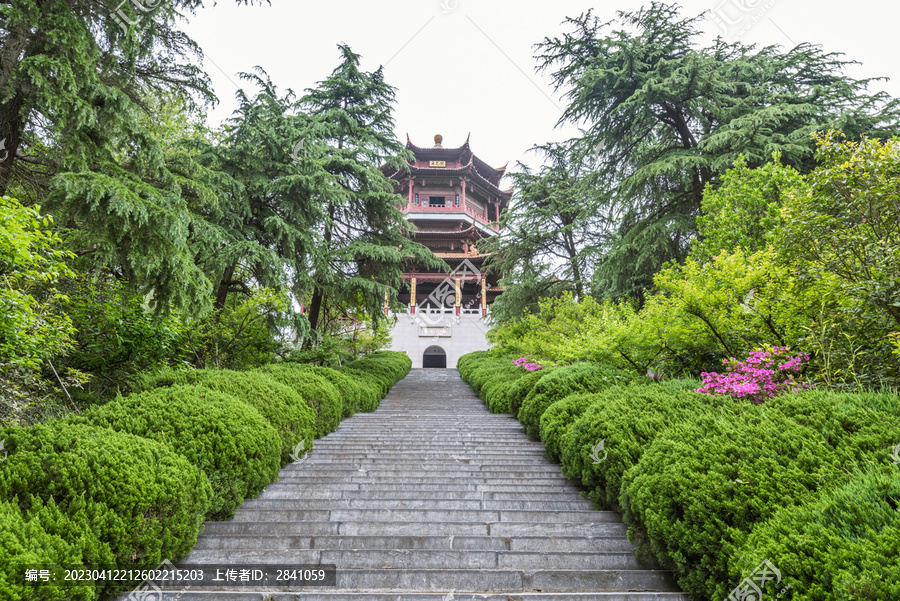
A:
257,364,343,437
619,408,853,600
183,370,315,465
457,350,492,380
0,499,102,601
507,368,554,418
67,385,280,520
482,375,525,413
733,468,900,601
519,362,637,440
561,386,735,509
0,422,210,595
289,364,374,416
539,392,600,462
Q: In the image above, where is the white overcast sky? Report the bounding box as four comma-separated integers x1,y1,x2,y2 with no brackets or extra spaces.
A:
178,0,900,173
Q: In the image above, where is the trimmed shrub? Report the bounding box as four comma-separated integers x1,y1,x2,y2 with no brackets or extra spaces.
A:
539,392,599,462
67,385,279,520
619,408,854,600
339,351,411,397
180,370,315,465
0,499,103,601
464,358,518,397
0,422,210,596
732,469,900,601
457,350,492,380
289,364,374,416
518,362,637,439
561,386,736,509
507,367,554,418
256,364,343,437
482,373,526,413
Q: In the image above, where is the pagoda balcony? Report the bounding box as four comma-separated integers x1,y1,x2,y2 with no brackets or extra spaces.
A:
401,203,500,233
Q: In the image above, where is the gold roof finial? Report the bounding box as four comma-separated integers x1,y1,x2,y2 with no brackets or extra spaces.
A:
434,134,443,148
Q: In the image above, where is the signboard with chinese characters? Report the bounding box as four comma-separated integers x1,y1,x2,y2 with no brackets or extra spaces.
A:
428,160,446,167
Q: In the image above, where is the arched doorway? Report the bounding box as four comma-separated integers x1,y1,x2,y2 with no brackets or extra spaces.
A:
423,346,447,368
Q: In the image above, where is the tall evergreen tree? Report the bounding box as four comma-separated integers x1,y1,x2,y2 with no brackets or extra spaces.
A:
299,44,438,341
485,143,605,308
536,2,900,300
0,0,266,314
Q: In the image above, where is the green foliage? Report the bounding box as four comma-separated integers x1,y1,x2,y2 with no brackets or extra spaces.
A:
518,362,636,440
287,363,377,416
0,198,75,369
507,368,554,418
138,368,316,465
256,364,343,437
0,499,102,601
562,386,736,510
56,275,188,401
0,422,210,596
619,409,856,599
693,154,807,263
298,45,441,338
66,386,279,520
776,134,900,388
537,3,900,299
338,351,411,398
734,469,900,601
484,143,605,307
538,392,598,463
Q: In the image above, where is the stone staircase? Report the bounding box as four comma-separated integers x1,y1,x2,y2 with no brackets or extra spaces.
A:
140,368,687,600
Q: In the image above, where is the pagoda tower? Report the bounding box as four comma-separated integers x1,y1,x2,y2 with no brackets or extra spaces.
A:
383,134,512,368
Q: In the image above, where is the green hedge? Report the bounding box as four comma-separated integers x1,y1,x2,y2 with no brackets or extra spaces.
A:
67,385,279,520
288,364,378,416
561,386,736,509
256,364,343,437
539,392,599,463
0,422,210,597
733,468,900,601
507,368,553,418
619,408,866,600
173,370,315,465
457,350,900,601
518,362,637,440
338,351,411,397
0,499,102,601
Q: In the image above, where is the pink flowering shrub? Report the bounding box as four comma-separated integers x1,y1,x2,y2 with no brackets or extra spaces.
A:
512,356,543,371
696,346,810,404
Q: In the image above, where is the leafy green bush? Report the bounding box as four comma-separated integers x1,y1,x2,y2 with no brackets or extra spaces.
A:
288,364,375,416
339,351,411,397
67,385,279,520
0,422,210,596
519,362,637,439
561,386,735,509
457,350,492,380
256,364,343,437
507,367,554,418
732,469,900,601
619,408,853,600
0,499,102,601
482,373,526,413
539,392,598,462
185,370,315,465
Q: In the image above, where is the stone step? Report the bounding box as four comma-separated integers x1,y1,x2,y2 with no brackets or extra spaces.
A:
147,568,681,593
183,549,650,570
239,498,593,511
199,521,631,538
257,483,584,493
229,508,619,524
190,534,638,553
255,490,590,502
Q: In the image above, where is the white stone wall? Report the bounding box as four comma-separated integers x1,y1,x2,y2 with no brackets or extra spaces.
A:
387,312,491,368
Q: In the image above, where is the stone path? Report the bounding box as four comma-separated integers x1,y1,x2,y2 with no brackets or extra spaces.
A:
144,368,688,600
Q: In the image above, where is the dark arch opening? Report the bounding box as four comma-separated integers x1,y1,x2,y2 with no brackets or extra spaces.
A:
423,345,447,369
